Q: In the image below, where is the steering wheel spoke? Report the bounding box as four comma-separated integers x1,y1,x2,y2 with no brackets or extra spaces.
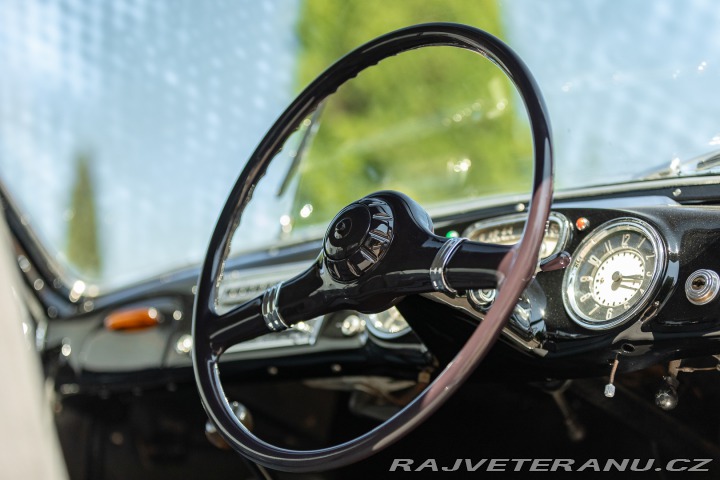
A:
443,239,516,292
203,297,267,355
198,262,331,355
200,218,516,357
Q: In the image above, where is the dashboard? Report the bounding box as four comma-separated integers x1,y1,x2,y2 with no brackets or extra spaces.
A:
25,179,720,393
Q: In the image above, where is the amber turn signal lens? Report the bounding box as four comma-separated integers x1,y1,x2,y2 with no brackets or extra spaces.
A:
104,307,160,331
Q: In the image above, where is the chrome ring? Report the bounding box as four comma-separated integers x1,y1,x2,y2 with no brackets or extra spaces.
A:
429,237,465,296
685,269,720,305
261,283,288,332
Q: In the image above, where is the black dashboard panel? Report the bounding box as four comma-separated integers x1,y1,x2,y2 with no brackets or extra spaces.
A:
32,181,720,392
427,194,720,375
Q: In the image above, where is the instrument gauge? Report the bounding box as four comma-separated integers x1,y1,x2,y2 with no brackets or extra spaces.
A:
562,218,666,330
462,212,570,260
366,307,410,339
463,212,571,314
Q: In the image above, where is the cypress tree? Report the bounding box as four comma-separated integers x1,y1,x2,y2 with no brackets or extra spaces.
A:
66,152,102,278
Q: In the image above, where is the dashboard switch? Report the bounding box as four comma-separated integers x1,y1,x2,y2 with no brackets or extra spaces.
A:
205,401,254,450
340,314,365,336
603,384,616,398
604,358,620,398
539,251,571,272
655,376,679,411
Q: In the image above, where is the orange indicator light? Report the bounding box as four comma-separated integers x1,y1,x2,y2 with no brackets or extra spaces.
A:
105,307,160,331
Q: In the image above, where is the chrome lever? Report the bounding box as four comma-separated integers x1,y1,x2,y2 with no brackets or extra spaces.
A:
537,251,571,274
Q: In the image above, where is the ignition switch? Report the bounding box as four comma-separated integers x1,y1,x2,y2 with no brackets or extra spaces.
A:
685,269,720,305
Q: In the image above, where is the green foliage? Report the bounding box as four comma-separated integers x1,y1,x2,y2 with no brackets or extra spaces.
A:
296,0,507,89
66,153,102,278
289,0,534,226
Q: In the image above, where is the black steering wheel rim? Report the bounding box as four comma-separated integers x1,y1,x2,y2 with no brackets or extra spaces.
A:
192,22,553,473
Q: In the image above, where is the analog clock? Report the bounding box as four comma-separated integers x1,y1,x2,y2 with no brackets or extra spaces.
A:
562,218,666,330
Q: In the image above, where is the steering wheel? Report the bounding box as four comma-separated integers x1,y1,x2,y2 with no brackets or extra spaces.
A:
192,23,553,472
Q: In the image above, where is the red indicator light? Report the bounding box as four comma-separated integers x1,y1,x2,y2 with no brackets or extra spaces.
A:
575,217,590,231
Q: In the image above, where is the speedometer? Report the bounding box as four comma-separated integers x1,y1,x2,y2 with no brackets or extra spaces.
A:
463,212,570,314
562,218,666,330
462,212,570,260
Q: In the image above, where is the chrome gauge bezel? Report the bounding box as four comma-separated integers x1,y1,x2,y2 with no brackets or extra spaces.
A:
562,218,667,331
463,212,571,315
462,212,571,260
365,306,411,339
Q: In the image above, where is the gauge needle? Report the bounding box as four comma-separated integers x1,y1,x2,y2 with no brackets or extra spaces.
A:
611,271,642,282
611,271,642,291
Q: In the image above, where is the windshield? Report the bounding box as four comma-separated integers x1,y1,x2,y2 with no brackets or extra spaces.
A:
1,0,719,292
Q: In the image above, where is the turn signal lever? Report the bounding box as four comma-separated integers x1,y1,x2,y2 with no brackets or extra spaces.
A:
538,251,571,273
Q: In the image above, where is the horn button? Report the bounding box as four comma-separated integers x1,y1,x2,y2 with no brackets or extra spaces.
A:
323,198,394,282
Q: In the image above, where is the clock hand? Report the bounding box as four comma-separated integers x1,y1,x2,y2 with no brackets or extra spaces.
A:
611,271,643,283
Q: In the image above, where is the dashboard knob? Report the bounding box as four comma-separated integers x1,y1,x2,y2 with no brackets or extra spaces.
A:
603,384,616,398
604,358,620,398
538,250,571,272
340,314,365,336
205,401,254,450
655,376,679,411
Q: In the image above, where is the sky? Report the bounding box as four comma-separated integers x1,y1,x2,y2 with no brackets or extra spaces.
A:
0,0,300,288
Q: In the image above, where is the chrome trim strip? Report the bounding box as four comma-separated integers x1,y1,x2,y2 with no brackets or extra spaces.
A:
261,283,288,332
429,237,465,295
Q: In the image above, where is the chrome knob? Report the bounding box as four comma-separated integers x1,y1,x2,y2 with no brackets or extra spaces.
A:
468,288,496,311
205,401,254,450
603,384,616,398
340,314,365,336
655,376,679,411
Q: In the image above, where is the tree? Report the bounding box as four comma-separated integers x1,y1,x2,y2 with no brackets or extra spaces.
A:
289,0,533,227
66,152,102,279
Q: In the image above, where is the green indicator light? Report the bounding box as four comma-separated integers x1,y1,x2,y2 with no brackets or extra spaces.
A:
445,230,459,238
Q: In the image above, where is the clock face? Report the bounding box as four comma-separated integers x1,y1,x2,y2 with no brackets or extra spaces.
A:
562,218,665,330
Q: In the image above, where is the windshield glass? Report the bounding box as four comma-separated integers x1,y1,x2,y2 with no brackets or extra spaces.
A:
2,0,719,292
